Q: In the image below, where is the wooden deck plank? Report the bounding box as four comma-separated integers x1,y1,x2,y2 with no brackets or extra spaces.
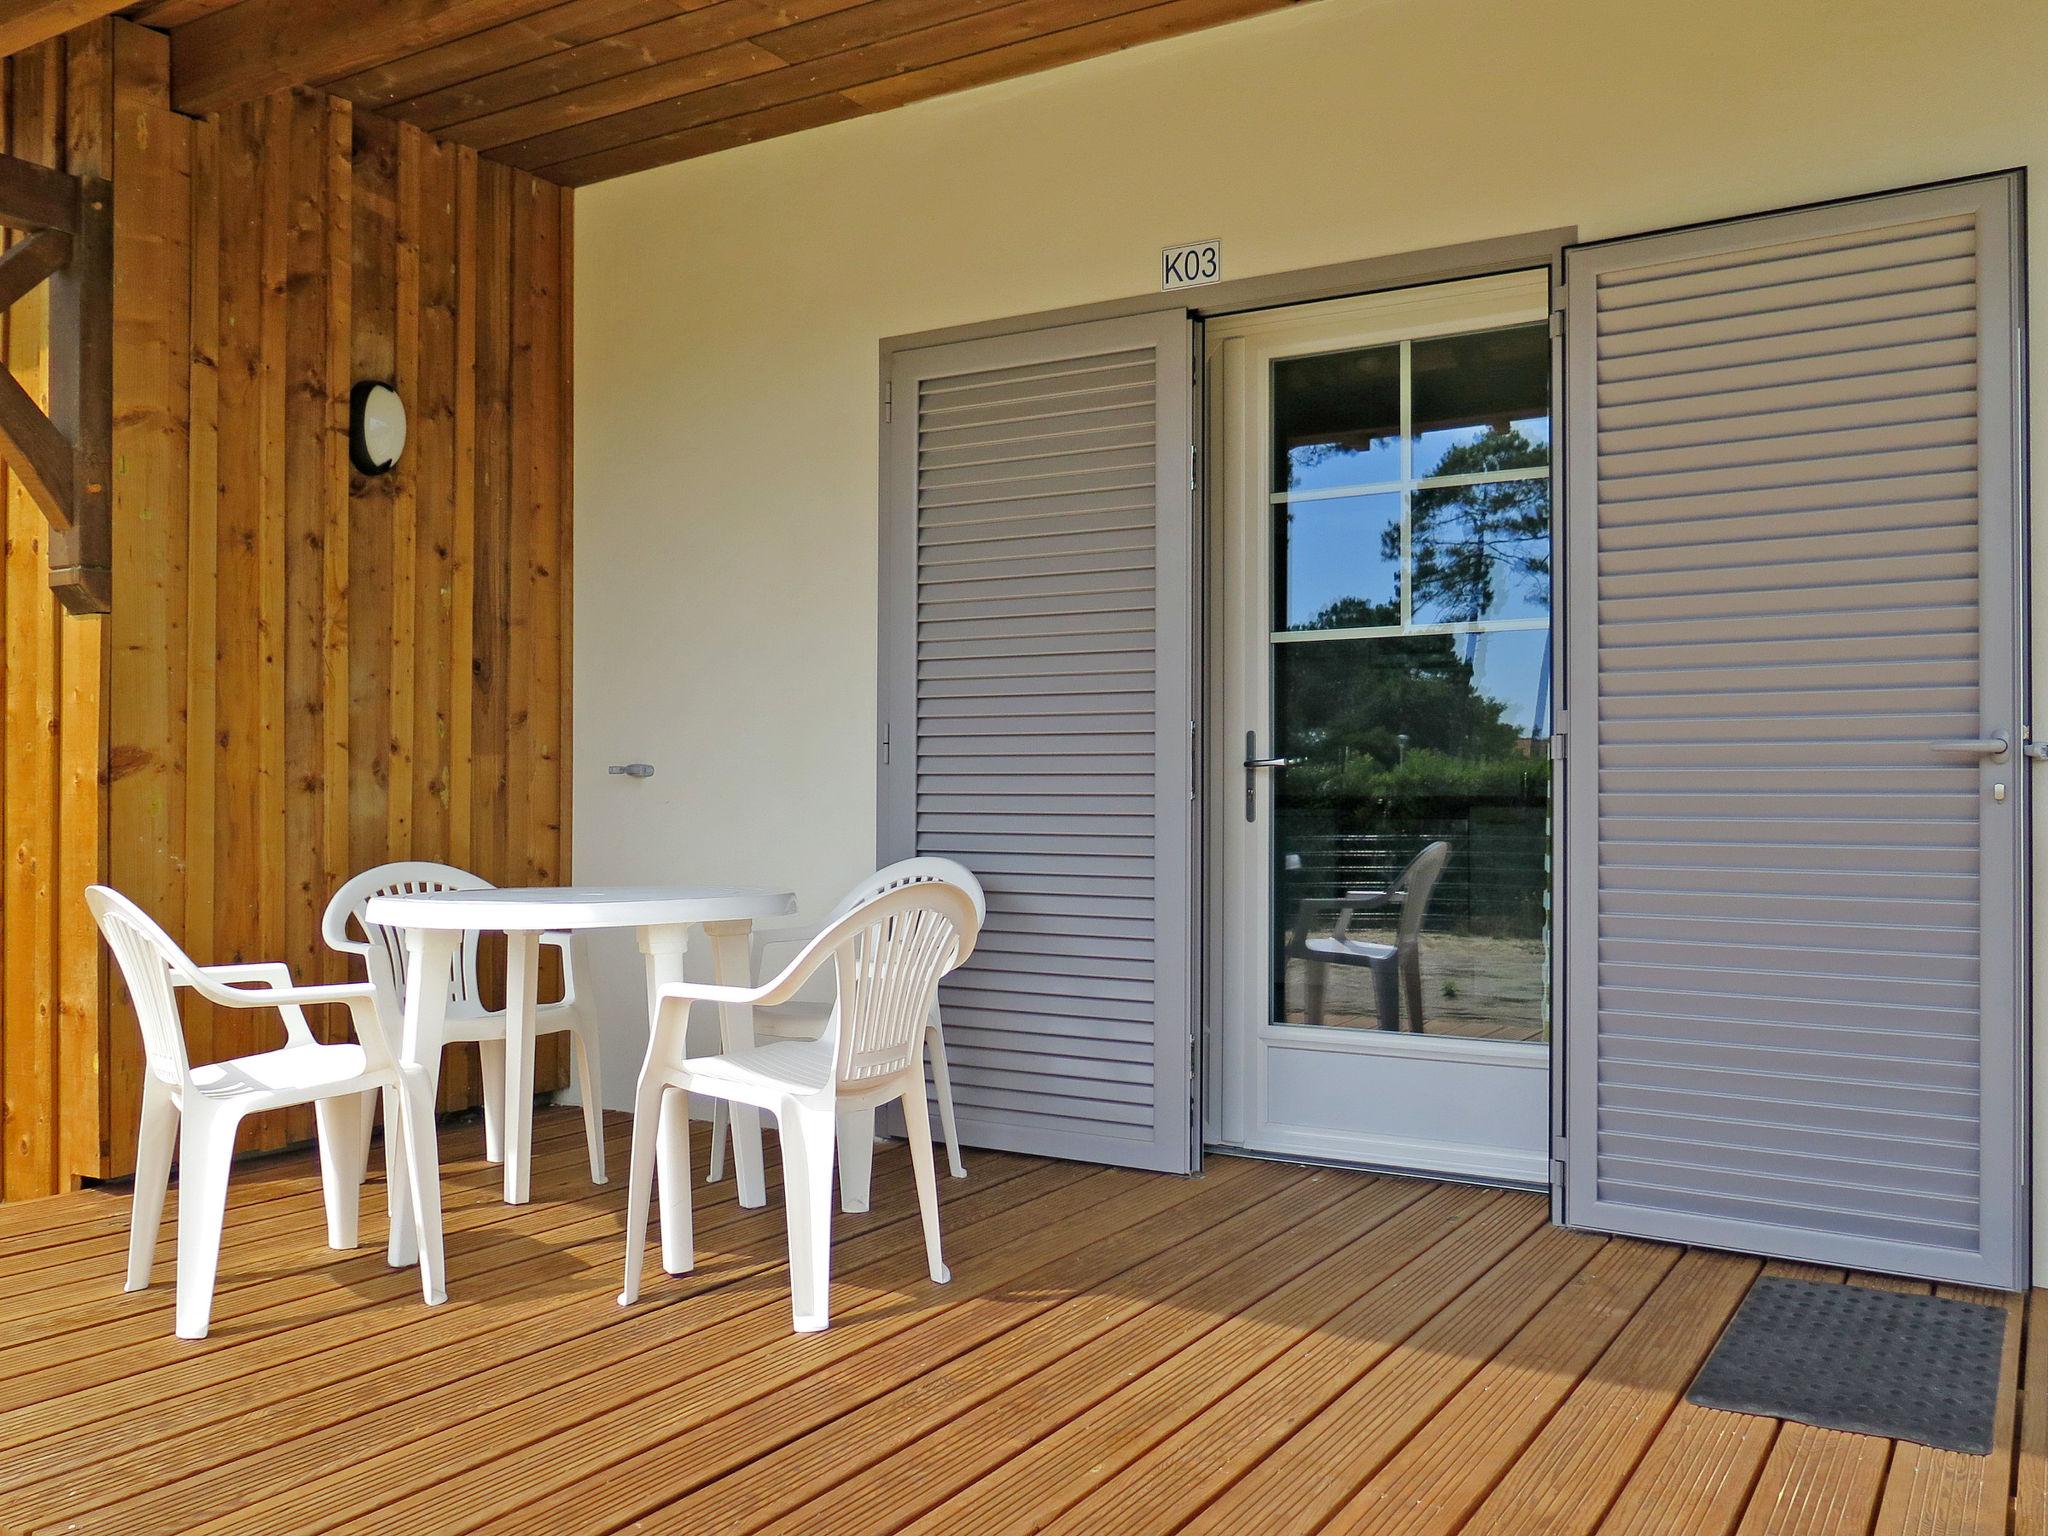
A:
1319,1239,1684,1536
2017,1289,2048,1536
178,1158,1266,1534
1129,1220,1609,1536
8,1147,1056,1529
1455,1249,1762,1536
503,1161,1396,1535
1011,1191,1546,1536
1868,1284,2024,1536
0,1118,2029,1536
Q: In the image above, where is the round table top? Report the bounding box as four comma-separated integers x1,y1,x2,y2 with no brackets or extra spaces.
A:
364,884,797,932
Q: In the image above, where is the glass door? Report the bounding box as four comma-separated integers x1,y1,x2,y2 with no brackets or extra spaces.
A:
1209,272,1554,1183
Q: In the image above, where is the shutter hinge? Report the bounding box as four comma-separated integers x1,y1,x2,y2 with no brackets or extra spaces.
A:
1551,1135,1569,1163
1548,306,1565,340
881,720,891,766
883,379,893,423
1189,442,1198,492
1189,718,1198,803
1550,732,1566,763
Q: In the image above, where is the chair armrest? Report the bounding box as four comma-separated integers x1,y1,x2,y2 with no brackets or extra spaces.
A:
179,967,378,1050
538,930,577,1007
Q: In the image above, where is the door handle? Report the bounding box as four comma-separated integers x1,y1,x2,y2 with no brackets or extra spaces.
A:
1243,731,1298,821
1930,734,2010,759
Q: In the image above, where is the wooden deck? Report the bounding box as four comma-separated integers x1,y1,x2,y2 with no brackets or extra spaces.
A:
0,1106,2039,1536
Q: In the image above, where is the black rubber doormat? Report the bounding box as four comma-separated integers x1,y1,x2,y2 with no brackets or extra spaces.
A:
1686,1276,2006,1454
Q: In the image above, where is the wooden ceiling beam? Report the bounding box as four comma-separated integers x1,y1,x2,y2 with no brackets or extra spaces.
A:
168,0,568,115
0,1,128,60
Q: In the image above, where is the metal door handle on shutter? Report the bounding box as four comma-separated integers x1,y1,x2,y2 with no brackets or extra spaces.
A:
1930,733,2010,758
1243,731,1299,821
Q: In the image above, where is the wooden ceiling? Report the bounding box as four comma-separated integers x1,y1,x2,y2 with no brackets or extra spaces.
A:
84,0,1305,183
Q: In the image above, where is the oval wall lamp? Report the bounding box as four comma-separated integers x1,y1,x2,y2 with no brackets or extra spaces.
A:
349,380,407,475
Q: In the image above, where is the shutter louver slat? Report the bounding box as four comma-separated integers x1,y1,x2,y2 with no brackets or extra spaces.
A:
1562,177,2025,1287
883,312,1196,1173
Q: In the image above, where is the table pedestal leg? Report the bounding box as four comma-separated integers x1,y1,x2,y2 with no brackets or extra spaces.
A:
637,926,701,1269
503,929,542,1204
703,920,767,1209
392,928,457,1304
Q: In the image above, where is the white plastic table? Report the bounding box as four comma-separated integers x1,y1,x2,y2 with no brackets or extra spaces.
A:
365,883,795,1301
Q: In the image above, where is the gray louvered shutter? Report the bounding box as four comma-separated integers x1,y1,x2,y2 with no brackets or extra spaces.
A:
880,311,1197,1174
1560,175,2026,1286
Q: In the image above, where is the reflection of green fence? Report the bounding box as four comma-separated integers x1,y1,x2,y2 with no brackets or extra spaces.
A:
1277,814,1548,939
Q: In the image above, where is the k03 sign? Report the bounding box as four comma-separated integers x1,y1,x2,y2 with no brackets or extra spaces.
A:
1162,240,1221,291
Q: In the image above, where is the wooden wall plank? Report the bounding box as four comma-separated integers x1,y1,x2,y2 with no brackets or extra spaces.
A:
3,42,62,1202
346,106,397,885
1,21,575,1189
179,71,220,1092
467,155,512,1006
385,120,420,862
100,20,187,1182
280,85,342,1144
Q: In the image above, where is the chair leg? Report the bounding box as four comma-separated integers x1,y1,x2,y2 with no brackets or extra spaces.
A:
1303,954,1328,1026
569,1023,607,1185
618,1071,678,1305
926,1019,966,1179
355,1088,378,1187
381,1083,413,1269
1370,957,1401,1030
477,1038,507,1165
126,1077,178,1292
901,1086,950,1286
780,1102,837,1333
707,1099,729,1185
314,1092,371,1250
173,1106,241,1340
1401,948,1426,1033
837,1106,874,1215
654,1083,697,1277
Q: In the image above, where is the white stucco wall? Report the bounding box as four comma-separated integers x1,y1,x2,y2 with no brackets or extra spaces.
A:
571,0,2048,1255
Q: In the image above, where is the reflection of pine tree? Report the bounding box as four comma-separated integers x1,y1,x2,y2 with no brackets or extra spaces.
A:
1381,430,1550,623
1280,630,1523,773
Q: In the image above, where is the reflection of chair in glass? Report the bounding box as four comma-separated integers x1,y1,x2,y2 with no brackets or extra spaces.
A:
1292,841,1451,1031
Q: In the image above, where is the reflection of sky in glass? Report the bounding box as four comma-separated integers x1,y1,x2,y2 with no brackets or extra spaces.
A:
1410,481,1551,625
1461,628,1552,740
1415,418,1550,479
1276,495,1400,629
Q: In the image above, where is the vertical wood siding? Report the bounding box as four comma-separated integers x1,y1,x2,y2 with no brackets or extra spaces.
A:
0,19,574,1195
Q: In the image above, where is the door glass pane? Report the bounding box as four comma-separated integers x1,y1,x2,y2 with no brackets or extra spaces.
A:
1271,595,1552,1038
1410,479,1551,625
1411,323,1550,478
1272,345,1400,491
1275,493,1402,631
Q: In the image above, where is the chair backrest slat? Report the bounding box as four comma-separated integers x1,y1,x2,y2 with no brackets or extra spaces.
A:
824,883,978,1087
87,886,196,1087
323,861,492,1013
1395,841,1452,951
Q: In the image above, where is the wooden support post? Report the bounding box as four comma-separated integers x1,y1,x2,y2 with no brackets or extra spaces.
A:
46,171,109,611
0,145,111,613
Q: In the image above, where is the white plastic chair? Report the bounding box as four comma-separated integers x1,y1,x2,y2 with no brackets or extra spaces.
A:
708,857,982,1206
621,880,980,1333
323,861,606,1185
88,885,437,1340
